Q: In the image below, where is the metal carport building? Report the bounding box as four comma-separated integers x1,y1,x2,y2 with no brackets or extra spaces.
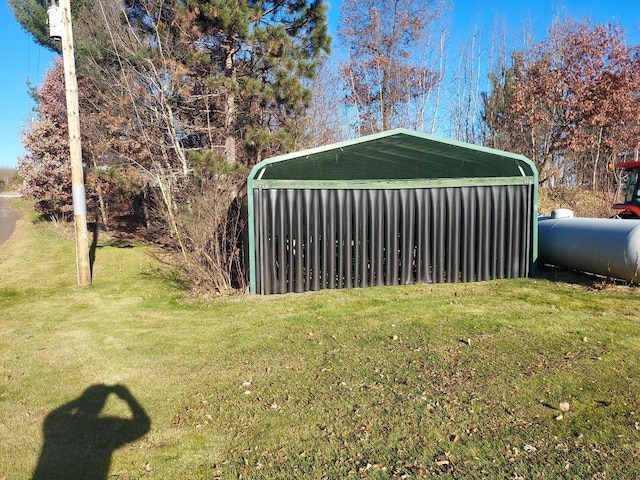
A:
246,129,538,294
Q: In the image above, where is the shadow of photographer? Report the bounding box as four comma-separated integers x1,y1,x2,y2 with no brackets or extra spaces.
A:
32,384,151,480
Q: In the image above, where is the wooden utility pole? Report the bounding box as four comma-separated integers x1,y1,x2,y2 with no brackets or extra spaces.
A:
57,0,92,286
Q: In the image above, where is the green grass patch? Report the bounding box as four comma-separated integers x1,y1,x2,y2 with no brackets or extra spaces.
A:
1,198,639,479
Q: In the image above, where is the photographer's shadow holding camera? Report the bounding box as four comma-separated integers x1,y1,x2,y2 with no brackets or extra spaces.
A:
32,384,151,480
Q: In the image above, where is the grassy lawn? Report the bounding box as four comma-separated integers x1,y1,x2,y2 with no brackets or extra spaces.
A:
1,198,639,479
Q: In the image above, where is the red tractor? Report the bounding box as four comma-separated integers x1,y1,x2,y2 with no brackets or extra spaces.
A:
612,160,640,218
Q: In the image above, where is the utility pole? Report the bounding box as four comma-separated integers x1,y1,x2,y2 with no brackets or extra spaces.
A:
49,0,92,286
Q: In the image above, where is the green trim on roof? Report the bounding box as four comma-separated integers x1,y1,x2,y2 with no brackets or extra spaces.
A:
251,176,534,191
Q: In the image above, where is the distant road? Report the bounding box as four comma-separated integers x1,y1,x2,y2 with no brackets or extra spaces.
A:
0,193,20,246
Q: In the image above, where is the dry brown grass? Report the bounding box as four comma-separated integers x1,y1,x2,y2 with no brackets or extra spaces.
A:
538,187,617,218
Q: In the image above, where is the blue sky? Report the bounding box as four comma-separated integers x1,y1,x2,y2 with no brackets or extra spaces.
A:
1,1,55,168
1,0,640,168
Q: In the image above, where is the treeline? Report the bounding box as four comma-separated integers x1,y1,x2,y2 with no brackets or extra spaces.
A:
10,0,640,293
330,1,640,193
482,21,640,194
0,168,17,190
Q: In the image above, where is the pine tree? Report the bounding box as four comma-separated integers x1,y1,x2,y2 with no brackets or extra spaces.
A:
480,53,525,151
172,0,332,164
8,0,59,52
8,0,93,53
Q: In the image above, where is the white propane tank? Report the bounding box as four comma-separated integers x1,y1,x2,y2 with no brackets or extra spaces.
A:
538,216,640,283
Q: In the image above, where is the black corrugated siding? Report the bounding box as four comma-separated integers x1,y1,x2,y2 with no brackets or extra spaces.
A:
254,184,534,294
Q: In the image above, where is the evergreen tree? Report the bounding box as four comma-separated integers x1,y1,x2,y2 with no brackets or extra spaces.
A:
168,0,332,164
480,53,525,152
8,0,59,52
8,0,93,53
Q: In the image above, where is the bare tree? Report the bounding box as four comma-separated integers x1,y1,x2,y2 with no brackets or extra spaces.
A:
338,0,448,135
448,26,484,142
303,57,348,147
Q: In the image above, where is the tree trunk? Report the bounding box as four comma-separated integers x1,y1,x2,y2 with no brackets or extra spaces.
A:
91,153,109,230
224,48,237,166
591,126,603,191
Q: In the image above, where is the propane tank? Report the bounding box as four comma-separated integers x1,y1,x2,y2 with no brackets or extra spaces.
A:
538,212,640,283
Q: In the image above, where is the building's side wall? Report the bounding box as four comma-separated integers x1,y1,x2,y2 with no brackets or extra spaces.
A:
253,185,534,294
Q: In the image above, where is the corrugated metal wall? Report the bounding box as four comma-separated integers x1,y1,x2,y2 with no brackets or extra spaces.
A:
253,184,534,294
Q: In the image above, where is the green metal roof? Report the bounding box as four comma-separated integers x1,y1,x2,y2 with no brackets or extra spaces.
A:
248,128,536,182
